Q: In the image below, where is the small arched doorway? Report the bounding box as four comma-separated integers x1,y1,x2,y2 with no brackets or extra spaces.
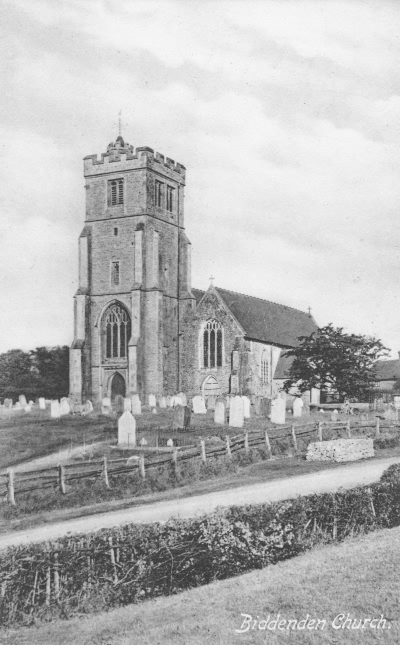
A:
110,373,126,400
202,375,221,406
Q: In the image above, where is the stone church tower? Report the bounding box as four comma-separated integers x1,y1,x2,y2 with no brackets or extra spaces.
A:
69,136,195,404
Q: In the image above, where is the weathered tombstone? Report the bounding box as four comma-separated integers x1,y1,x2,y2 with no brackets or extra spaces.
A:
167,396,173,407
293,398,304,418
4,398,12,410
207,395,217,411
173,404,186,429
19,395,27,407
242,396,251,419
84,400,94,415
229,396,244,428
118,410,136,446
159,396,167,409
192,395,207,414
177,392,187,407
15,402,21,409
214,400,225,425
331,409,339,422
271,397,286,424
166,438,174,447
394,396,400,410
149,394,156,408
152,407,157,414
28,400,34,406
60,397,71,416
260,397,271,418
124,397,132,412
101,397,111,415
24,404,32,413
171,395,183,407
131,394,141,415
50,400,61,419
114,395,124,414
139,437,148,446
38,397,46,410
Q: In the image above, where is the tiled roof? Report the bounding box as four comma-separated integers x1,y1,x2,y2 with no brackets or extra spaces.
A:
215,287,318,348
191,288,205,305
374,359,400,381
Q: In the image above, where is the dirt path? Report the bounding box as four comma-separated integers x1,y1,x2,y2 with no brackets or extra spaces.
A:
0,455,399,552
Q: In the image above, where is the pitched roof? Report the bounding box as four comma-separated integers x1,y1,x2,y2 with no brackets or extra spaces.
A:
191,288,205,305
213,287,317,347
374,359,400,381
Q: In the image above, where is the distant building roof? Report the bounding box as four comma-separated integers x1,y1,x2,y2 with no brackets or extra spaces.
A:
374,359,400,381
192,286,317,348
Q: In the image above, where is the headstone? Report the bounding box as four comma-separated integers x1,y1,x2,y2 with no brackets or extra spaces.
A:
225,396,231,410
4,398,12,410
260,397,271,418
242,396,251,419
167,396,173,407
50,400,61,419
207,395,216,411
15,402,21,409
271,397,286,424
124,397,132,412
159,396,167,409
171,395,183,407
60,397,71,416
173,404,186,429
28,400,34,406
330,409,339,422
152,408,157,414
184,405,191,429
139,437,148,446
131,394,142,415
293,398,304,418
177,392,187,407
19,395,27,407
84,400,94,415
101,397,111,415
24,405,32,413
114,395,124,414
192,395,206,414
118,411,136,446
229,396,244,428
149,394,156,408
214,400,225,425
38,397,46,410
394,396,400,410
166,438,174,447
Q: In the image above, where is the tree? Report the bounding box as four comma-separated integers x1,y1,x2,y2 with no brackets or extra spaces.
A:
30,346,69,399
0,346,69,401
282,324,389,401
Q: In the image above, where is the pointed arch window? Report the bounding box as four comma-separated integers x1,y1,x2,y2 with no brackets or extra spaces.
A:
203,319,223,368
104,304,131,359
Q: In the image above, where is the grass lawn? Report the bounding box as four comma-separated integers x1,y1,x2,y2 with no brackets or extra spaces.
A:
2,524,399,644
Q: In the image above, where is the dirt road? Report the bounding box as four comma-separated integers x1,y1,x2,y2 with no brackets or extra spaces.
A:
0,455,399,552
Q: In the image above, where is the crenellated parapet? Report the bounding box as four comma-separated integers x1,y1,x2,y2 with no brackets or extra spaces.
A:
84,136,186,181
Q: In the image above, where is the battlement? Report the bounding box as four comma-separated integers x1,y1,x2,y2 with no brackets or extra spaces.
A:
84,137,186,179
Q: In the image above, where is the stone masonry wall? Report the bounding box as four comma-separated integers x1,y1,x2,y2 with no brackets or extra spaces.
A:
306,438,374,462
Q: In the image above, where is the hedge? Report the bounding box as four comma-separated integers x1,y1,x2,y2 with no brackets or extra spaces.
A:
1,465,400,627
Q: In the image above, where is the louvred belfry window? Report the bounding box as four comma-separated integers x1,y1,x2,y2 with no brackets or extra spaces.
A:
105,304,131,359
108,179,124,206
203,320,223,368
261,351,269,384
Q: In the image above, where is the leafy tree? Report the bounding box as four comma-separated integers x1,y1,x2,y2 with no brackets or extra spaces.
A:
0,350,38,400
282,324,389,401
0,346,69,401
30,346,69,399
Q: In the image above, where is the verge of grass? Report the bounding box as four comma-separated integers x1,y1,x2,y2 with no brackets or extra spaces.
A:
1,522,399,644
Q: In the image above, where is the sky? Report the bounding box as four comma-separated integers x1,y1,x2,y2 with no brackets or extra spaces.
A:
1,0,400,356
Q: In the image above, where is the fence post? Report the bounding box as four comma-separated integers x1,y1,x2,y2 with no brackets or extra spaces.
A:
103,456,110,488
58,465,66,494
226,435,232,459
291,424,298,451
7,469,16,506
139,454,146,479
346,420,352,439
172,448,178,471
244,431,249,454
200,439,206,463
45,561,51,606
375,417,380,437
318,421,323,442
265,429,272,457
53,552,60,600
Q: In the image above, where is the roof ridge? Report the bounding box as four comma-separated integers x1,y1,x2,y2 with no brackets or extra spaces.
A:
214,286,310,316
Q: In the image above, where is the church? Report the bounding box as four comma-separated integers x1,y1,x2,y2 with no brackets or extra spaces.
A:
69,136,319,406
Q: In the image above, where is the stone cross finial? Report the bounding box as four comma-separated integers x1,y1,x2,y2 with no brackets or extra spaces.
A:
308,306,312,316
209,275,215,286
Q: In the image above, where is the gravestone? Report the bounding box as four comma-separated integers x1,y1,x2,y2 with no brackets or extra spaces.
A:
152,407,157,414
192,395,206,414
394,396,400,410
184,405,191,429
167,396,173,407
19,395,27,407
330,409,339,422
15,402,21,409
242,396,251,419
271,397,286,424
293,398,304,418
24,405,32,413
229,396,244,428
60,398,71,416
225,396,231,410
84,400,94,415
114,395,124,414
166,438,174,447
131,394,141,415
178,392,187,407
207,395,217,411
214,400,225,425
159,396,167,409
29,400,34,406
139,437,148,446
38,397,46,410
148,394,156,408
171,395,183,407
260,398,271,418
173,405,186,430
118,411,136,446
124,397,132,412
4,399,12,410
101,397,111,415
50,400,61,419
